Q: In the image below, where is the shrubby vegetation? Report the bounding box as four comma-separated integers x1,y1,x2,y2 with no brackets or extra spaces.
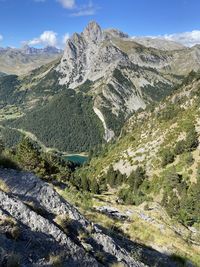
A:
157,104,181,122
160,125,198,167
160,149,175,167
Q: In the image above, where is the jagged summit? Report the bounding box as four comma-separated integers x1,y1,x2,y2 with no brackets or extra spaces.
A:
82,21,103,42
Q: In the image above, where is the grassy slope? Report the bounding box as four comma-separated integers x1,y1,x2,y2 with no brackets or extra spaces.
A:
78,72,200,265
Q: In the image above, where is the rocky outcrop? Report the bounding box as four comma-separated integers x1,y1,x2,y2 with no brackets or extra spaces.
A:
0,168,181,266
96,206,128,220
93,107,115,142
0,168,143,266
57,21,129,88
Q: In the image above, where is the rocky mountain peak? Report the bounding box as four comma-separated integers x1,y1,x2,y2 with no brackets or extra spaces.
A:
71,32,83,43
104,28,129,38
82,21,103,43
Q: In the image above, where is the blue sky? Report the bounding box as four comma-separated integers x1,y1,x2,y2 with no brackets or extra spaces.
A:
0,0,200,48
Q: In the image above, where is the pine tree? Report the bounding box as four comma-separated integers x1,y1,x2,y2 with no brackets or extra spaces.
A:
91,179,100,194
81,175,90,192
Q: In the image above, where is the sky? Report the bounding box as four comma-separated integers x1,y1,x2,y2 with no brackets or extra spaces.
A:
0,0,200,48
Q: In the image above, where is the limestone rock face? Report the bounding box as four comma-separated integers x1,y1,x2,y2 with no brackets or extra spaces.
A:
0,168,142,266
0,168,180,266
82,21,103,43
56,21,200,142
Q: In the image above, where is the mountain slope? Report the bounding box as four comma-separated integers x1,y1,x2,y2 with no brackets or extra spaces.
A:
0,167,182,267
79,71,200,265
1,21,200,153
133,37,185,51
10,89,104,152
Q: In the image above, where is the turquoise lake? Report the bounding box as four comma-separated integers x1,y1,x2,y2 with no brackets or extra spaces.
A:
64,154,88,164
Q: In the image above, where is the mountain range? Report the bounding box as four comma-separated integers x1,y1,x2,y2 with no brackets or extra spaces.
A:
0,45,62,75
1,21,200,266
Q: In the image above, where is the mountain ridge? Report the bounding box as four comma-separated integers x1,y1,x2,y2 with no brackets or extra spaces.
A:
0,45,62,75
0,21,200,152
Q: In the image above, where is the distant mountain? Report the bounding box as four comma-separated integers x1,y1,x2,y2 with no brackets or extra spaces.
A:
0,21,200,153
133,36,185,51
0,45,63,75
20,45,63,55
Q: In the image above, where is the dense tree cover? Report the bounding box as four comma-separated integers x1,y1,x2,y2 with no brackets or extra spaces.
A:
160,168,200,226
90,178,100,194
184,126,199,151
77,79,94,93
0,127,23,148
179,179,200,226
100,104,126,135
7,137,76,182
174,140,185,155
128,166,146,191
10,90,104,152
0,137,101,194
0,75,22,105
105,166,126,188
142,82,174,102
181,70,200,87
70,173,100,194
118,167,150,205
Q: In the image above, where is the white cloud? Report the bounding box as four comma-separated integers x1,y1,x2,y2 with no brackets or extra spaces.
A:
62,33,70,44
25,31,58,47
23,31,71,48
33,0,98,16
0,34,3,42
70,1,97,17
33,0,75,8
56,0,75,9
134,30,200,47
163,30,200,47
